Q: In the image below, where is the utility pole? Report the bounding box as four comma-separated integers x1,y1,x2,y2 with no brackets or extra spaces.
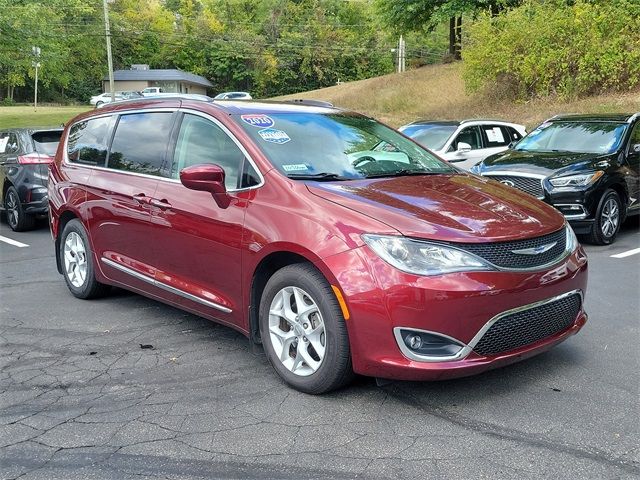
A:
400,35,405,73
397,35,406,73
102,0,115,101
32,46,41,111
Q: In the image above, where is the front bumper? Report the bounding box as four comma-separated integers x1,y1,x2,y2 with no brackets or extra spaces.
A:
323,244,588,381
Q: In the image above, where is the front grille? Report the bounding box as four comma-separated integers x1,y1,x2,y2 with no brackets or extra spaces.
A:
457,227,567,269
485,175,544,198
473,293,582,357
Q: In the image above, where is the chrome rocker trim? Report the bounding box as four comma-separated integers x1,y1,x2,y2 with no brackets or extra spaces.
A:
101,257,232,313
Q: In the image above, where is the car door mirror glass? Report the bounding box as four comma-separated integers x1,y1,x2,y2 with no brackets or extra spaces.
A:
457,142,472,153
632,143,640,153
180,164,230,208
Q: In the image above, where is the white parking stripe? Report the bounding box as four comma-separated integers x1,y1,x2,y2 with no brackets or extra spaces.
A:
0,235,29,248
611,248,640,259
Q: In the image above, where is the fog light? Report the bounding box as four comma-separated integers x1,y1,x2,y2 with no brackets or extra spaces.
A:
405,334,423,350
395,328,466,361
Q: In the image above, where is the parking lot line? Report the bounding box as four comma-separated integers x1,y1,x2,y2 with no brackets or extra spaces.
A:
0,235,29,248
610,247,640,259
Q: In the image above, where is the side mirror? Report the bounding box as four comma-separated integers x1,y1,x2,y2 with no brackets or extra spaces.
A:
631,144,640,154
180,164,230,208
457,142,472,154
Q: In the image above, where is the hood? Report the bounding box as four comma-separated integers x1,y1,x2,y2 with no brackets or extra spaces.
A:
306,174,565,243
480,149,614,177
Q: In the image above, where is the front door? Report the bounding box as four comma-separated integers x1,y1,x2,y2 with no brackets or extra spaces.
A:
150,111,260,329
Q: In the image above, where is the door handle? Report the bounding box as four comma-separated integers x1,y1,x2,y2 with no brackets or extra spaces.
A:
149,198,172,210
132,193,151,204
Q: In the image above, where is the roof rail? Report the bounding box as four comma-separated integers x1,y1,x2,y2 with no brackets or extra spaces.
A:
283,99,334,108
459,118,510,124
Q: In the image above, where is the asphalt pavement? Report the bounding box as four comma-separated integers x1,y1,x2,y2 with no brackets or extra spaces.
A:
1,216,639,479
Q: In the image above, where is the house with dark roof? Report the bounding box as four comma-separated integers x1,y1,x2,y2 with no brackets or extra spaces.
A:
103,65,212,95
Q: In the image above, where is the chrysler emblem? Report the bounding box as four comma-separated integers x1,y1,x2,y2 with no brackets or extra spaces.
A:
500,180,516,187
511,242,557,255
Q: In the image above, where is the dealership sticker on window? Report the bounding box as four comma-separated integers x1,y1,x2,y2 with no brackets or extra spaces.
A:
241,114,275,128
282,164,309,172
485,127,504,143
258,128,291,144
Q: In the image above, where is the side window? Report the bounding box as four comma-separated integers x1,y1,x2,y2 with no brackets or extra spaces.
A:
172,113,252,190
108,112,174,176
67,117,112,166
482,125,511,148
628,122,640,164
506,126,523,142
0,133,10,153
449,127,482,152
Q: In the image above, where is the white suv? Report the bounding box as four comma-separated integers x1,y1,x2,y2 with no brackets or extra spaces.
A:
400,119,527,170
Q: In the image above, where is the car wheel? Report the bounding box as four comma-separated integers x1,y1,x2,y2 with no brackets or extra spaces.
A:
95,101,103,107
60,219,110,299
588,189,622,245
259,263,353,394
4,186,35,232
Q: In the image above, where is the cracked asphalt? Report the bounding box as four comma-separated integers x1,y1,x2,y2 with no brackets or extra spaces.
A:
1,217,638,479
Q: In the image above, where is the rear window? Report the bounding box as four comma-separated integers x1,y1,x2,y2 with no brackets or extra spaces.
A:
32,131,62,156
67,117,113,166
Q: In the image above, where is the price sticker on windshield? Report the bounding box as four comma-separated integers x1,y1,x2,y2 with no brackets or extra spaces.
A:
241,114,275,128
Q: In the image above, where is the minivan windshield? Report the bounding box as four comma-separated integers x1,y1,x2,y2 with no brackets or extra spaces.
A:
515,121,627,154
236,113,456,180
399,124,458,151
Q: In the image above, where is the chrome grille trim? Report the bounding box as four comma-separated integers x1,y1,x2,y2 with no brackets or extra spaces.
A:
483,172,545,199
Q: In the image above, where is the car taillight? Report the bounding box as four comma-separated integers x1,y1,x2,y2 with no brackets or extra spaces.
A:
17,153,54,164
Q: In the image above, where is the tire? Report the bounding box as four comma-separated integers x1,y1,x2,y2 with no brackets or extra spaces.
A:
588,189,622,245
259,263,353,394
60,219,110,299
95,101,103,108
4,186,35,232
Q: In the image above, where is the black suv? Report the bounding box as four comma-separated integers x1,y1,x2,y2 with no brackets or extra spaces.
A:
471,114,640,244
1,128,63,231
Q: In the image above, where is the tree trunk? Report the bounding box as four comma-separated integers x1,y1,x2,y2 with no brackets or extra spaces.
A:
455,16,462,60
449,17,456,57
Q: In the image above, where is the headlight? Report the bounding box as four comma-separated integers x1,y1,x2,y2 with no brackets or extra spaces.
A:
565,224,579,252
549,171,603,188
362,234,495,276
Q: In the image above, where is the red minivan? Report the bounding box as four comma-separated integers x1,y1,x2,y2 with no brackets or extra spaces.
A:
49,98,588,393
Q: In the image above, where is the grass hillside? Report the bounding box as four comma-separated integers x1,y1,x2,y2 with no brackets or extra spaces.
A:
279,63,640,129
0,106,90,129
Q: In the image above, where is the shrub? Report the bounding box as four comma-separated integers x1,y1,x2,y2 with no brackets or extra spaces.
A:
463,0,640,99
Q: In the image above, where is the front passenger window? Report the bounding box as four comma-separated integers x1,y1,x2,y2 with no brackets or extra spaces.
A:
172,114,246,190
450,127,482,151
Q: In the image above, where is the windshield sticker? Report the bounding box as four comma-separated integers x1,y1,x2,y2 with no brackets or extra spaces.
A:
282,164,309,172
258,128,291,144
241,114,275,128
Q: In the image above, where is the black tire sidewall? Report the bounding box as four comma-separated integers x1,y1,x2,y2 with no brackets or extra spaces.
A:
259,264,351,394
593,189,622,245
60,219,100,298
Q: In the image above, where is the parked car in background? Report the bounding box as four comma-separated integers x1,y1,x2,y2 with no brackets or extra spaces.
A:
89,91,143,107
141,87,163,96
49,98,587,394
400,120,526,170
1,128,63,231
471,113,640,245
214,91,252,100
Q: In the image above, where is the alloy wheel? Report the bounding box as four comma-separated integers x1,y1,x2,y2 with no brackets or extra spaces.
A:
268,286,326,376
5,190,19,229
601,197,619,238
64,232,88,288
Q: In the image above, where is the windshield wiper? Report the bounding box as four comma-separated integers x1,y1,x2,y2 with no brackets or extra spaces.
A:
287,172,351,181
364,169,443,179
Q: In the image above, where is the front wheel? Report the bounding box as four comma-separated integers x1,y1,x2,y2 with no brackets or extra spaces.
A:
588,189,622,245
60,219,110,299
259,264,353,394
